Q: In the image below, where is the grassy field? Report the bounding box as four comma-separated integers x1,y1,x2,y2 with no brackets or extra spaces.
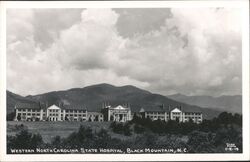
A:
7,121,112,143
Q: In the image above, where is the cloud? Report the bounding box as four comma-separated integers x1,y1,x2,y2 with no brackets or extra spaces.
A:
7,8,242,97
114,8,172,38
32,9,82,49
50,8,125,71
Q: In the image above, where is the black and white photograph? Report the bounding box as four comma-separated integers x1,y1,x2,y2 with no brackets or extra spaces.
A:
0,0,249,161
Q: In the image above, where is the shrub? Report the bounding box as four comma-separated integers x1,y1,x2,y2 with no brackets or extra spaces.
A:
7,129,44,153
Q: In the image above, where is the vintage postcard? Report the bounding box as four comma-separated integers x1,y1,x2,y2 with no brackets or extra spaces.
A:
0,0,249,161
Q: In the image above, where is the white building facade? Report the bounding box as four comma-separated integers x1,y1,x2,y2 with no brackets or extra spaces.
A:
15,103,87,122
14,102,202,123
102,104,132,122
140,107,203,124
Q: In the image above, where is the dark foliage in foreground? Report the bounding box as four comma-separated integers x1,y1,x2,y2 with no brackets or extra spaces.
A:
7,129,43,153
7,112,16,121
110,111,242,152
7,112,242,153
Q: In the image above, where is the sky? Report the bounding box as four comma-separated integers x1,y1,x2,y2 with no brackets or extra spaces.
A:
7,8,242,97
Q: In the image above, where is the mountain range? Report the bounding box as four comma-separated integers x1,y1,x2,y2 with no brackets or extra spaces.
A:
7,83,239,120
167,93,242,114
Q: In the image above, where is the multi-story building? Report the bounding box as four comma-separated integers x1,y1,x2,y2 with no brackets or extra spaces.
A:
139,106,202,124
14,103,46,121
14,103,87,122
14,102,202,123
101,103,132,122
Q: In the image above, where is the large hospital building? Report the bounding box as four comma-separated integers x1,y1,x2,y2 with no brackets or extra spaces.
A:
14,102,202,123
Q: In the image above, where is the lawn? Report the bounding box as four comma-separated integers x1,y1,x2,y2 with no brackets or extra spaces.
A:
7,121,111,143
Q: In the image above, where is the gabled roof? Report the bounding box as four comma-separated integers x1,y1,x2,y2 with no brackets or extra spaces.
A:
171,108,182,113
113,105,129,109
103,104,130,110
47,104,61,110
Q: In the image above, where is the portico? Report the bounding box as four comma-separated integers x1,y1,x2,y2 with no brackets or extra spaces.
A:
103,104,132,122
47,105,62,121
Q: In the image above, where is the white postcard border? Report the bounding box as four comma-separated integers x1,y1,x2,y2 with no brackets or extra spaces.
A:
0,0,249,161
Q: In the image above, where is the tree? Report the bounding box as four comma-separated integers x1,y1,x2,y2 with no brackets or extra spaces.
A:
217,112,233,125
132,113,140,123
7,130,44,151
134,124,145,134
187,131,216,153
7,112,17,121
51,136,62,148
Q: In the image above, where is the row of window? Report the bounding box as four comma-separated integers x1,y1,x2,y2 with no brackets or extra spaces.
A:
172,115,181,118
17,109,86,113
145,112,202,116
89,115,103,117
172,112,181,115
48,110,85,113
17,109,42,112
146,115,169,119
66,114,87,117
49,109,59,112
184,113,202,115
184,116,202,119
146,112,168,115
65,110,86,113
18,113,45,116
184,115,202,117
147,114,167,117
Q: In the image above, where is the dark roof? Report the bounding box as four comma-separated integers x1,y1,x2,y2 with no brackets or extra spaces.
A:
61,104,87,111
140,105,168,112
15,103,46,110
